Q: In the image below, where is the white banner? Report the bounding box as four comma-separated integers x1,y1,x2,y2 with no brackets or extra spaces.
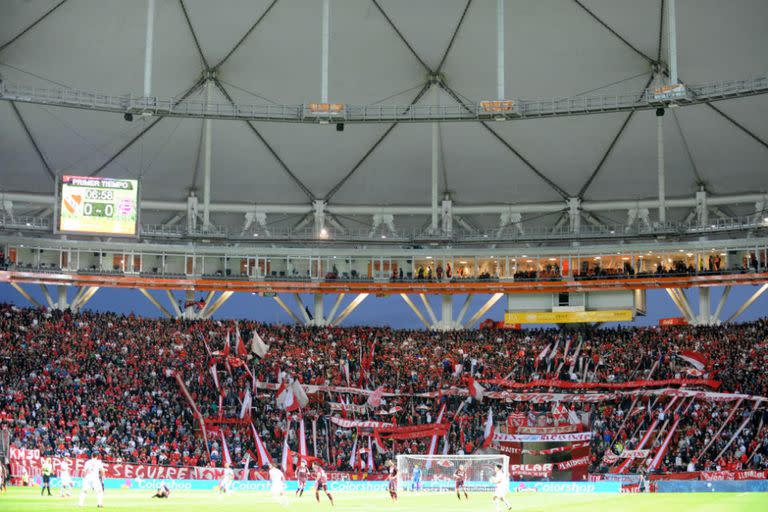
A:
494,432,592,443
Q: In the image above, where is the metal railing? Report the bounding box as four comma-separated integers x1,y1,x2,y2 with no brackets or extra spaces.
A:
2,73,766,123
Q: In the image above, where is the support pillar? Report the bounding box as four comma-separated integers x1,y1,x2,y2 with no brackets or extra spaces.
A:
293,293,311,324
667,0,678,85
497,0,505,99
698,287,711,325
326,293,345,324
313,200,327,237
332,293,368,326
696,188,708,227
400,293,431,328
184,289,195,318
441,197,453,236
56,286,68,310
430,85,440,234
419,293,438,326
166,290,183,318
313,294,325,326
39,284,54,309
440,294,454,330
11,282,42,308
321,0,330,104
568,198,581,233
464,293,504,328
456,294,474,326
713,285,731,323
274,295,302,324
726,283,768,323
202,79,213,230
186,193,199,232
143,0,155,97
201,291,233,320
657,108,666,224
139,288,172,318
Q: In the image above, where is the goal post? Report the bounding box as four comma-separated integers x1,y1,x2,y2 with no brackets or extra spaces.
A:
396,454,509,492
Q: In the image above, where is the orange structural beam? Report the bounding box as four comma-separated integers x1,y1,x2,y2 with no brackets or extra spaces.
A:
2,270,768,295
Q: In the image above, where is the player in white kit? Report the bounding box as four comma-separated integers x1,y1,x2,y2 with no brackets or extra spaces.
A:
59,459,73,497
219,462,235,494
268,462,288,505
490,464,511,511
79,453,105,508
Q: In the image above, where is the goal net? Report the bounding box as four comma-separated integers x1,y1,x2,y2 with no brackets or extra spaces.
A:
396,454,509,492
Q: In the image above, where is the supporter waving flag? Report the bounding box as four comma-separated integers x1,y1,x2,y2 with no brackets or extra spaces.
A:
250,329,270,358
482,407,494,449
679,350,709,370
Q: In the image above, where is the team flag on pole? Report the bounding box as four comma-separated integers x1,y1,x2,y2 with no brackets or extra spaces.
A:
239,387,252,419
482,407,494,449
235,323,248,357
299,417,308,458
220,431,232,466
250,329,270,358
467,376,485,402
426,403,447,469
679,350,708,370
249,422,273,466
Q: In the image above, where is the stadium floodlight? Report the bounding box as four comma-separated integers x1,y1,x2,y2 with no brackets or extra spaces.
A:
396,454,509,492
479,100,520,120
305,103,346,124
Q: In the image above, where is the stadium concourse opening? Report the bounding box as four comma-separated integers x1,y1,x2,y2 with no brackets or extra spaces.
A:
2,0,768,509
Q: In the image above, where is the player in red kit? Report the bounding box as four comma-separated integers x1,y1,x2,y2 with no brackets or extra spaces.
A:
312,462,334,506
296,460,309,497
385,460,398,502
453,463,469,500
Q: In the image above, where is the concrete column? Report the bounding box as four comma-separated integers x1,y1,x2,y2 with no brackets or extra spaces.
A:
568,198,581,233
440,294,453,330
698,287,711,325
657,108,666,224
143,0,155,97
314,294,325,326
57,286,67,310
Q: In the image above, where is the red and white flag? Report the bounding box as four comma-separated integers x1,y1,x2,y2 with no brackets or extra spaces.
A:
249,422,273,466
535,343,551,369
426,403,447,469
250,330,270,358
291,380,309,409
348,435,359,470
551,403,568,425
235,323,248,358
298,417,308,458
220,430,232,466
367,436,375,472
281,418,291,473
276,381,299,412
679,350,708,370
239,387,252,419
366,386,385,408
482,407,494,449
467,376,485,402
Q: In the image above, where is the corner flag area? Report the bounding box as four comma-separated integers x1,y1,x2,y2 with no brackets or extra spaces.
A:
2,488,767,512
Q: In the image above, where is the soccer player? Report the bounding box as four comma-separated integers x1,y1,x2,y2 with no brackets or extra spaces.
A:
40,457,53,496
411,464,422,492
385,460,398,502
79,452,105,508
490,464,511,512
296,460,309,497
0,461,7,493
453,463,468,500
59,459,73,498
268,462,288,506
312,462,334,506
151,484,171,499
219,462,235,495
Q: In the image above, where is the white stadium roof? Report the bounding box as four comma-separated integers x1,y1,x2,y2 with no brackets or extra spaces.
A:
1,0,767,239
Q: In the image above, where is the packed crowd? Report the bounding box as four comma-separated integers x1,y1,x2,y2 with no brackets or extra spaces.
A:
1,303,766,476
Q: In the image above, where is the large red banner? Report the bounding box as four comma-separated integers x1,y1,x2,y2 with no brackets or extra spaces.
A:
480,377,721,391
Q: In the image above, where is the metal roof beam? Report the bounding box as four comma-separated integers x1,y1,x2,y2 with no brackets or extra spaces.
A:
10,101,56,182
572,0,656,65
578,112,634,198
214,78,316,201
656,0,665,63
178,0,210,71
324,81,432,201
88,75,207,177
439,82,570,200
435,0,473,74
705,103,768,153
371,0,433,74
0,0,69,55
212,0,280,72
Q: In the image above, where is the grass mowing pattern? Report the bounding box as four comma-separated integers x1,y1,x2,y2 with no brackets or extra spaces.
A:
1,486,767,512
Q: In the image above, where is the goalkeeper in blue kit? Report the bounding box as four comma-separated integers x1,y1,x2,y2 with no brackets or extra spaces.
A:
411,465,422,492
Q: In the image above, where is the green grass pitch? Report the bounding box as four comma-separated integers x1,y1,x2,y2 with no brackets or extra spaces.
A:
2,486,767,512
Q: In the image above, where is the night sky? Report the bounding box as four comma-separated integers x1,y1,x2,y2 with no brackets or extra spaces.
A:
1,283,765,328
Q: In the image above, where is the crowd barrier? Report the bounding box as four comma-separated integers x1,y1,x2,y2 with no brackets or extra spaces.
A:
37,477,620,494
657,480,768,493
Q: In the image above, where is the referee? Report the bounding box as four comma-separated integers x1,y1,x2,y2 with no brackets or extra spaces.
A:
41,458,53,496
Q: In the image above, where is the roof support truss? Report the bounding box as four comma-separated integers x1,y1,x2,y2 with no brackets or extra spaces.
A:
10,102,56,182
0,0,69,54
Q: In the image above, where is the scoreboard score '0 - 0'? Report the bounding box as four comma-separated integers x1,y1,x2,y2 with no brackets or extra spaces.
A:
56,175,139,236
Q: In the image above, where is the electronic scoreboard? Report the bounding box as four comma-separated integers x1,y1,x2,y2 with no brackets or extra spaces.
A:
56,175,139,236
